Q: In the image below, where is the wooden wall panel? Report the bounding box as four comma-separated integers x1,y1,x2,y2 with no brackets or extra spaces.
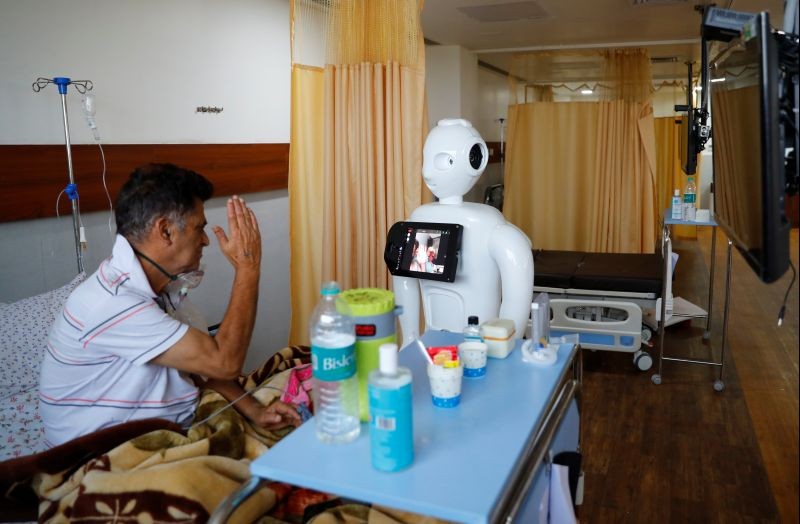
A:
0,143,289,223
485,141,504,164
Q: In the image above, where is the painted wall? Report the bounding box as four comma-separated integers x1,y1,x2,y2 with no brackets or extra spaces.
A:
470,66,510,204
425,45,463,129
0,0,292,371
425,46,506,203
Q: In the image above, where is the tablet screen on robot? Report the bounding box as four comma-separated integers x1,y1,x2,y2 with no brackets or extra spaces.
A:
384,221,462,283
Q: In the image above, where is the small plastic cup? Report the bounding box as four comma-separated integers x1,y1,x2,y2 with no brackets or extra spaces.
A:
458,341,488,378
426,362,463,408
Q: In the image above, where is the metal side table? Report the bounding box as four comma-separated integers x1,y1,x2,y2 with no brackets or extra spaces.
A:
651,210,733,391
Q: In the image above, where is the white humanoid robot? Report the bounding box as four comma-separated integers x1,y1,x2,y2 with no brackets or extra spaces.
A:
393,118,534,347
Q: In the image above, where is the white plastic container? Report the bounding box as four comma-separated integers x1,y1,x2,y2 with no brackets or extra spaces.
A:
480,318,516,358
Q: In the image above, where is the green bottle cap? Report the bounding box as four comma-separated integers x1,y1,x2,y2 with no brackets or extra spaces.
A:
340,288,395,316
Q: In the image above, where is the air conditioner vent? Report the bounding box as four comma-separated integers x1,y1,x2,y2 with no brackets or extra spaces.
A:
458,1,549,23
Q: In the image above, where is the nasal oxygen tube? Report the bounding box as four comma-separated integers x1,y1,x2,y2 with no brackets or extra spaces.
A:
190,383,311,430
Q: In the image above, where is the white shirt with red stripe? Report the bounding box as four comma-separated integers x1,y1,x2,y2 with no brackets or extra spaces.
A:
39,235,195,447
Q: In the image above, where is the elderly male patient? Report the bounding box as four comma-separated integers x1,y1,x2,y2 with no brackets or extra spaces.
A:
39,163,300,447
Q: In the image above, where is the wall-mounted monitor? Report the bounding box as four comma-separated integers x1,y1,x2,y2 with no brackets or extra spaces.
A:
710,11,791,283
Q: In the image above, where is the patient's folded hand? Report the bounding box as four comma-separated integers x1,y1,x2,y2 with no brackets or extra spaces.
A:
213,195,262,272
250,399,303,430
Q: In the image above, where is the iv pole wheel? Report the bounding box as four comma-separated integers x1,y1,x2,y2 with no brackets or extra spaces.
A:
651,374,662,385
713,380,725,392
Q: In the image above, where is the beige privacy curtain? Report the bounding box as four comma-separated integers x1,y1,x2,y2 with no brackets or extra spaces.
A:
289,0,427,345
504,49,658,253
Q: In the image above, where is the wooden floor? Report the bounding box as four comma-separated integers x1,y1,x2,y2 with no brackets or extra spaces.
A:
579,227,799,523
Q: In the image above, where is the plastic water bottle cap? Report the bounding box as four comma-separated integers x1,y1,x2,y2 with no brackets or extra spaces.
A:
468,315,479,325
379,343,398,375
674,189,680,196
321,281,340,295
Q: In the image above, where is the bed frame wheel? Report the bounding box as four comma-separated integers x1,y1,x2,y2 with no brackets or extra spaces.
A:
651,373,662,385
713,380,725,392
633,350,653,371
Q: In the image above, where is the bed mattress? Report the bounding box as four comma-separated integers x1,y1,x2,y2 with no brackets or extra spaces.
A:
533,249,664,295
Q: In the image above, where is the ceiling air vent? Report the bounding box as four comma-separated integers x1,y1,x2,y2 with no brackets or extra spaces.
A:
458,1,549,23
630,0,689,5
651,56,680,63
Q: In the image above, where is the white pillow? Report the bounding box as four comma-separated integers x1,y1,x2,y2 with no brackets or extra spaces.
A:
0,272,86,400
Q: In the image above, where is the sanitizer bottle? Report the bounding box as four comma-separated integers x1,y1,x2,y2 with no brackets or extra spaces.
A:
368,343,413,472
671,189,683,220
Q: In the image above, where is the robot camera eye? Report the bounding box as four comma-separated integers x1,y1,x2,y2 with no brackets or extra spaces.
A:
468,144,484,170
434,153,455,170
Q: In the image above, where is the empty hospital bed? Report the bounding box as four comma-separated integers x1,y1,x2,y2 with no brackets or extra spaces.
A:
532,238,678,371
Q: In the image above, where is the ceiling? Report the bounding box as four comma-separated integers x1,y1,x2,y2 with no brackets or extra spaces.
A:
421,0,786,81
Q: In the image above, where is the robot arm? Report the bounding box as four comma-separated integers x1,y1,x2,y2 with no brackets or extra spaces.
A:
393,275,421,348
489,223,534,339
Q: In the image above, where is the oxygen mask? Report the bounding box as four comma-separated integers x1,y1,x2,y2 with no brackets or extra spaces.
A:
164,266,205,298
162,266,208,333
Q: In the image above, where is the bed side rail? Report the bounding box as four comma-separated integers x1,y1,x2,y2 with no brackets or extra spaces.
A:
549,298,642,353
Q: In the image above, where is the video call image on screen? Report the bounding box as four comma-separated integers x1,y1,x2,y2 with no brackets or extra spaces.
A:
401,227,449,275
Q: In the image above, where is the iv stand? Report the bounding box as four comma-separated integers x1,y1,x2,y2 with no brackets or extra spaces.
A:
32,77,93,274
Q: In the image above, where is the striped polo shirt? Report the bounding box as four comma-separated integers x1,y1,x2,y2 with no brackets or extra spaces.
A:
39,235,196,447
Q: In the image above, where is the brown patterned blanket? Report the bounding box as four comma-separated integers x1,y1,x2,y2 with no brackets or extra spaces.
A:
0,346,448,524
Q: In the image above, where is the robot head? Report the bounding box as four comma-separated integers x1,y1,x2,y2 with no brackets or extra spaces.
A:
422,119,488,201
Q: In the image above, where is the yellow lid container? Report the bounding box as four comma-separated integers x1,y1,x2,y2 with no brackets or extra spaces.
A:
480,318,516,359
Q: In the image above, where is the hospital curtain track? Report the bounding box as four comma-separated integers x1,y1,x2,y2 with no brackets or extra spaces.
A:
288,0,428,345
503,49,658,254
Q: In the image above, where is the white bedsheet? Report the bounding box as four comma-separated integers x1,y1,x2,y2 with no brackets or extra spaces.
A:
0,386,45,461
0,272,85,461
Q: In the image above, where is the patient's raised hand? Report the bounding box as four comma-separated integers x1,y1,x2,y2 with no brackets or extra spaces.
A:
212,195,261,271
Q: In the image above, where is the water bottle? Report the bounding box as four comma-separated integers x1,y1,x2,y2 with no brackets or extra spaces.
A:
683,177,697,222
463,315,483,342
310,281,360,444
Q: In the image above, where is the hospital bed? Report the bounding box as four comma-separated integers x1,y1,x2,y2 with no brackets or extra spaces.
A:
0,271,322,522
532,231,684,372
